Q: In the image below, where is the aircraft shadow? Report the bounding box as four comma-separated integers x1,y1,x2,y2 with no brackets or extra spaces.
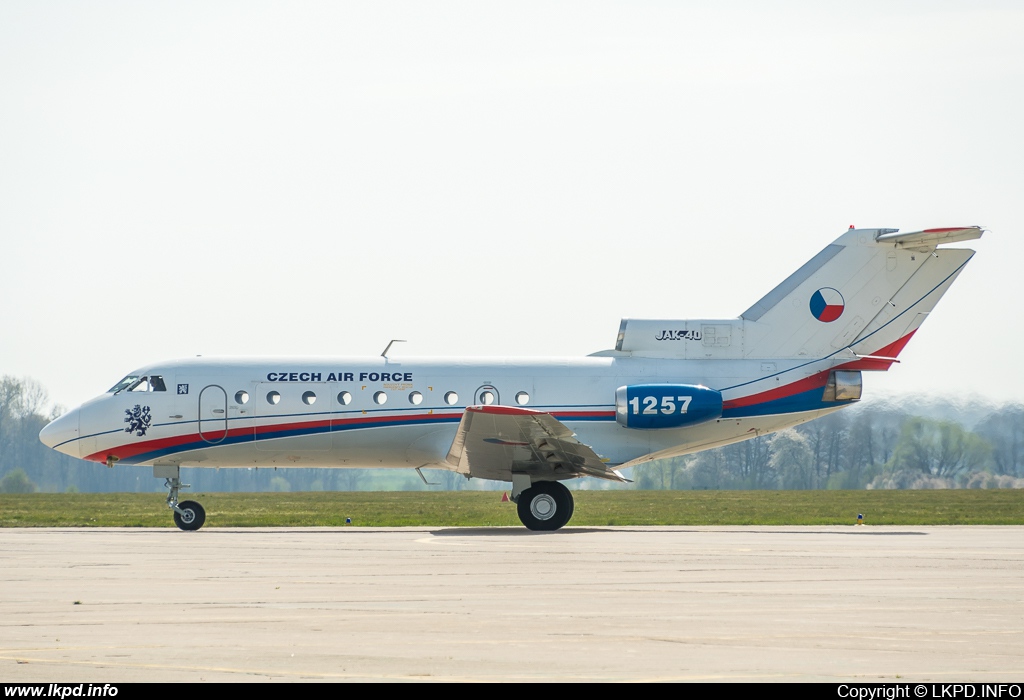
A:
429,527,619,536
429,527,929,537
161,527,930,537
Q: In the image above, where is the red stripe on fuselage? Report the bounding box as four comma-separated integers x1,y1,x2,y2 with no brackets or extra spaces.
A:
868,331,917,360
835,330,917,371
467,405,539,416
723,371,831,409
82,409,615,464
84,412,460,463
553,410,615,420
84,427,226,463
722,331,916,409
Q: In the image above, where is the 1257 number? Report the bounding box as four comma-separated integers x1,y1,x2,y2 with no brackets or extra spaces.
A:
628,396,692,415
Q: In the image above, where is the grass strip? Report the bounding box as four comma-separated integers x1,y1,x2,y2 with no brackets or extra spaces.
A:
1,490,1022,527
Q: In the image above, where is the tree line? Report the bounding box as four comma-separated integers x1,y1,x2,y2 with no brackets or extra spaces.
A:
1,375,1021,493
634,399,1024,491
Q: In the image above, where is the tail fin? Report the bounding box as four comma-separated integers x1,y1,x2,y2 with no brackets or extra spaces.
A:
608,226,982,364
740,226,982,363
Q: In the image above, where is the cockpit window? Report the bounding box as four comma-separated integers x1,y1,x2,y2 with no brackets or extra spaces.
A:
109,376,140,394
109,375,167,394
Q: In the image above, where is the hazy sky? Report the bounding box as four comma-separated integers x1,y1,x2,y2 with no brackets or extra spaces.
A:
1,1,1021,410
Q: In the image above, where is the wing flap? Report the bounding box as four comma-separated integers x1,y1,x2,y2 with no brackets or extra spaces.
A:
445,405,629,483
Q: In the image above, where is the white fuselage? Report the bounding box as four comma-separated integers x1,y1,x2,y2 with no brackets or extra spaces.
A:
42,353,850,481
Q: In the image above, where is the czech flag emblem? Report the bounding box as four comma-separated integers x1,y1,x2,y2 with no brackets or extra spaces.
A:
810,288,845,322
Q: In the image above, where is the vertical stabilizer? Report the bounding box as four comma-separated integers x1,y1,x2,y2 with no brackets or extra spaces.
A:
740,227,981,363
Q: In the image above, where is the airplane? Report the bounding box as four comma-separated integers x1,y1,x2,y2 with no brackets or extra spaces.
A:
39,225,983,531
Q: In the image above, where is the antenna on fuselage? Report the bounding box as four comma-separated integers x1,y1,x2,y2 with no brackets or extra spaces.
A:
381,339,406,359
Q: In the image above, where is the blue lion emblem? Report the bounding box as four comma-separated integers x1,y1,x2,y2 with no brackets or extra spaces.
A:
124,405,152,437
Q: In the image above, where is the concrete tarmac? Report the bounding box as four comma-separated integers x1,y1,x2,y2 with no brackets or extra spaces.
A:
1,526,1023,682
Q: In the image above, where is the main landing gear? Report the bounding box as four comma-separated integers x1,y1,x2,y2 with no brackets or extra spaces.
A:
156,466,206,531
513,479,574,531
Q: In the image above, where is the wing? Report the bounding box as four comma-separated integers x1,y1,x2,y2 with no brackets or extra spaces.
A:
445,405,629,483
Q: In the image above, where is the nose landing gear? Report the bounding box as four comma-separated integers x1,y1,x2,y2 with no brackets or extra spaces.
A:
156,465,206,531
172,498,206,531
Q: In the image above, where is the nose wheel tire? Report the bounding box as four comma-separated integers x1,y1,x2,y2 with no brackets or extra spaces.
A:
517,481,573,531
173,500,206,531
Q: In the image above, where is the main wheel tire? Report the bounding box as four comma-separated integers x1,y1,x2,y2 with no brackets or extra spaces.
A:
173,500,206,531
517,481,572,531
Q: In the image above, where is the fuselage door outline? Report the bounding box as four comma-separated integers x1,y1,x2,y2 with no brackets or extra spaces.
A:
198,385,228,444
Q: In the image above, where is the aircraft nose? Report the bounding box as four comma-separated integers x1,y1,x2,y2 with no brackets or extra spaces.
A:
39,408,80,456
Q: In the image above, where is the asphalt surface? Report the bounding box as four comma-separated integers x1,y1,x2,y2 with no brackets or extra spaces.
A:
1,526,1022,682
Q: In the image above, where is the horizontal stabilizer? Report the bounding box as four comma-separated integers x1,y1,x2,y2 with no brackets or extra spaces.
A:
875,226,984,248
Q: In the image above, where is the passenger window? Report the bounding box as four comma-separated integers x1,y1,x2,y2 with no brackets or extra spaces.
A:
302,391,317,405
479,390,495,405
337,391,352,406
516,391,530,405
235,390,249,404
267,391,281,405
444,391,459,406
409,391,423,405
373,391,387,405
